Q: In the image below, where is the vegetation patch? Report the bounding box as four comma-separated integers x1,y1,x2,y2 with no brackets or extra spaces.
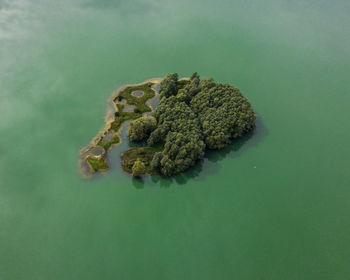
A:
81,82,158,173
121,146,162,175
81,73,257,178
128,116,157,142
86,156,108,171
97,135,120,151
114,83,155,112
123,72,256,177
96,83,156,153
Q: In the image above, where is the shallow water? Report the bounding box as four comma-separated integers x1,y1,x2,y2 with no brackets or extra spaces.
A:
1,0,350,279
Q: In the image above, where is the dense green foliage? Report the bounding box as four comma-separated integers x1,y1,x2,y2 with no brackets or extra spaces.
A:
148,94,205,176
125,72,256,177
191,78,256,149
159,73,178,98
132,160,146,177
128,116,157,142
122,146,162,174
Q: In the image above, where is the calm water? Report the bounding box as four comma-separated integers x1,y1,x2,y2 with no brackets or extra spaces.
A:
1,0,350,279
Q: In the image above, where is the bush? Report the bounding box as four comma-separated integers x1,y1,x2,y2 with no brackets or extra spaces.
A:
132,160,146,177
150,152,162,171
128,116,157,142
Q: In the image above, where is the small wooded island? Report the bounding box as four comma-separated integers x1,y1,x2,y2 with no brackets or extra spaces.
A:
80,73,256,177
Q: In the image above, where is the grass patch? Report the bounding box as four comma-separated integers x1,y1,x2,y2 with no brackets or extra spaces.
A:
86,82,158,174
87,156,108,171
110,112,142,131
114,83,155,111
121,146,163,174
110,83,156,132
97,135,120,151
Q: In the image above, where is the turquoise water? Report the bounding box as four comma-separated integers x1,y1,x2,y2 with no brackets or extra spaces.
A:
1,0,350,279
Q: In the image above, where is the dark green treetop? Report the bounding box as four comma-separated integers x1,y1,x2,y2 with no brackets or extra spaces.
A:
126,72,256,176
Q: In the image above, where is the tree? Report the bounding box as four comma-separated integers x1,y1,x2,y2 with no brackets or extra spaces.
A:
128,116,157,142
127,72,256,177
199,77,215,90
132,160,146,177
160,73,178,97
150,152,162,171
191,83,256,149
160,155,176,176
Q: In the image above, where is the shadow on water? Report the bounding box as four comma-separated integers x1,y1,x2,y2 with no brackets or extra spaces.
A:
132,177,145,189
140,115,269,189
132,175,174,189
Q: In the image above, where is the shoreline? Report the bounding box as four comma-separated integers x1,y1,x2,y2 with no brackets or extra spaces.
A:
78,76,190,177
78,78,163,176
80,77,163,155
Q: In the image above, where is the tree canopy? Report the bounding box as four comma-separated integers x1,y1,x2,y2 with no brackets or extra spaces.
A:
132,160,146,177
128,116,157,142
125,72,256,176
191,81,256,149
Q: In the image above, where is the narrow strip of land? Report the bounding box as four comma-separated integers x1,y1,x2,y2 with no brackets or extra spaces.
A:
79,79,162,175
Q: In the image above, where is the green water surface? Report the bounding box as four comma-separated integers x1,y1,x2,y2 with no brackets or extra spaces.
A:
1,0,350,279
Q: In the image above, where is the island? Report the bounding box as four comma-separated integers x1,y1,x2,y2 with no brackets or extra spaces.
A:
80,73,256,177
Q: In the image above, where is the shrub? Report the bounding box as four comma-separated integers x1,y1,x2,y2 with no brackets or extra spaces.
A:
128,116,157,142
132,160,146,177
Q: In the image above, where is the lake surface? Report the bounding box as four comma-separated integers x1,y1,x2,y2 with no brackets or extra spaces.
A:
1,0,350,279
